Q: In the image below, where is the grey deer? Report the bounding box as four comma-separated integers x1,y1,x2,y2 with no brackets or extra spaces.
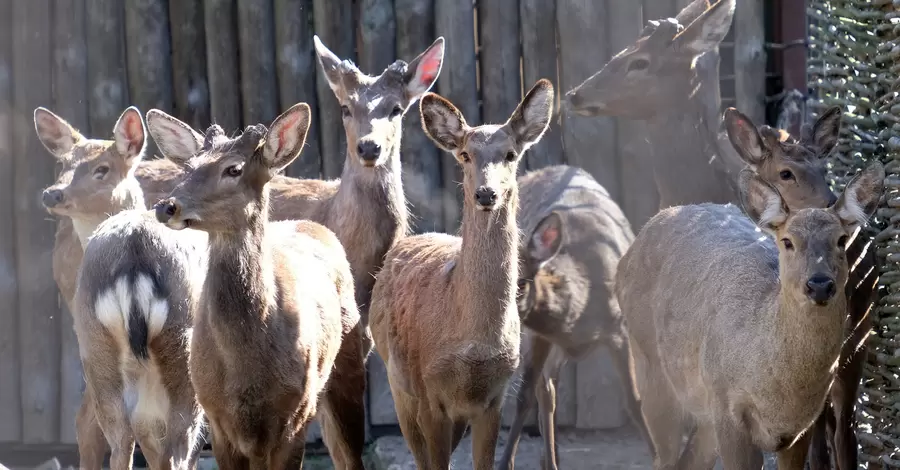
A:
36,106,207,470
615,162,884,469
154,104,366,469
369,79,555,469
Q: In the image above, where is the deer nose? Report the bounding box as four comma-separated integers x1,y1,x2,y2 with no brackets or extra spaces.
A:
357,141,382,162
805,275,836,304
42,188,64,208
153,198,179,224
474,187,497,208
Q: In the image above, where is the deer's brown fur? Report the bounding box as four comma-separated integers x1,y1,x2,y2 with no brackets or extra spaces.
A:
369,79,554,469
153,104,366,469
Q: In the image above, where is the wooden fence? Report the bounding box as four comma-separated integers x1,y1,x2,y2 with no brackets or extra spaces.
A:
0,0,768,450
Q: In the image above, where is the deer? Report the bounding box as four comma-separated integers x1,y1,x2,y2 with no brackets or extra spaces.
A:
368,78,554,469
153,103,367,470
498,107,846,469
563,0,875,465
35,106,206,470
614,161,884,469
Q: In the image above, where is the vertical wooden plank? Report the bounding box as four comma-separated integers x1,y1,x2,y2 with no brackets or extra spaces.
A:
0,0,20,444
642,0,677,21
169,0,212,130
575,348,626,429
13,0,61,443
124,0,173,112
86,0,128,134
519,0,564,171
313,0,356,179
358,0,396,72
52,0,90,444
777,0,806,135
478,0,520,125
274,0,322,178
434,0,478,231
734,0,765,124
236,0,279,127
395,0,442,233
204,0,242,132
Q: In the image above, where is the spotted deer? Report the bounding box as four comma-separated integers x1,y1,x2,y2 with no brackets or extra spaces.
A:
153,104,366,470
614,162,883,469
35,106,206,470
369,79,554,469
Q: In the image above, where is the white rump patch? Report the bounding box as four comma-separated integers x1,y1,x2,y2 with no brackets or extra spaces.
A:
94,273,169,344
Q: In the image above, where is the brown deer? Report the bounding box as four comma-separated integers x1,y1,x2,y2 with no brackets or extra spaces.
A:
615,162,883,469
35,106,206,470
369,79,555,469
499,108,844,469
153,104,366,469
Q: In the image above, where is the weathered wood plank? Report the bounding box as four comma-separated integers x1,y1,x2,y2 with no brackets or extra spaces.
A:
86,0,128,135
313,0,355,179
575,347,626,429
434,0,478,231
169,0,212,131
610,0,657,230
274,0,322,178
734,0,765,125
478,0,520,125
395,0,443,234
124,0,173,112
519,0,564,171
236,0,278,127
642,0,677,21
358,0,396,73
52,0,90,444
0,0,20,444
556,0,619,200
13,0,61,443
204,0,242,132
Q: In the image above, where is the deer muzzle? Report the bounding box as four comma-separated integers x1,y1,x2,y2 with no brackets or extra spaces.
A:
154,198,179,224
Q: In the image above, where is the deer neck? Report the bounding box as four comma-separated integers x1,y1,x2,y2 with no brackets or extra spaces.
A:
73,176,146,249
205,192,276,326
453,186,520,345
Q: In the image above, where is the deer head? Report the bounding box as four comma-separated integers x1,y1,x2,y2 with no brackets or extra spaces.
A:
315,35,444,168
36,106,147,218
153,103,312,232
420,79,554,211
724,106,840,211
739,162,884,306
564,0,735,119
516,211,565,317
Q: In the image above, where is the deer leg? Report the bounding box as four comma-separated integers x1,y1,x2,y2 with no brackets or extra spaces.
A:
498,335,552,470
470,401,503,470
158,399,204,470
607,332,655,460
208,419,249,470
417,404,454,470
450,420,468,453
775,431,812,470
632,342,682,469
714,418,762,470
536,347,566,470
807,409,832,470
262,426,306,470
674,421,717,470
320,333,367,470
81,340,134,470
392,391,430,469
76,388,108,470
832,361,863,470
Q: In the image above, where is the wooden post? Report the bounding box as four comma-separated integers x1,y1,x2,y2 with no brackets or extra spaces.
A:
274,0,322,178
477,0,520,125
86,0,128,135
169,0,212,130
52,0,90,444
204,0,242,132
776,0,807,135
434,0,478,231
358,0,397,73
642,0,677,21
313,0,355,179
236,0,279,127
519,0,564,171
734,0,766,125
0,0,20,444
395,0,443,233
13,0,61,443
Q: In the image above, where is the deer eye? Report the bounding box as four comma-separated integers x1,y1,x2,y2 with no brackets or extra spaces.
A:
223,164,243,178
781,238,794,250
390,106,403,118
627,58,650,72
506,151,517,162
93,165,109,179
838,235,849,248
460,151,471,163
341,105,351,118
779,170,794,180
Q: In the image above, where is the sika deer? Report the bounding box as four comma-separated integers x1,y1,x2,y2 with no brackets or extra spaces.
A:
153,104,366,470
369,79,554,469
36,106,206,470
615,163,884,469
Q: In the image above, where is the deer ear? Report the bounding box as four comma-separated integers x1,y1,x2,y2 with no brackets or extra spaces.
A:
672,0,735,56
420,92,468,153
264,102,311,174
113,106,146,167
724,108,768,167
314,35,356,96
146,109,203,163
808,106,842,158
834,162,884,232
508,79,554,152
33,107,84,158
405,37,444,100
528,212,563,265
739,168,788,233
